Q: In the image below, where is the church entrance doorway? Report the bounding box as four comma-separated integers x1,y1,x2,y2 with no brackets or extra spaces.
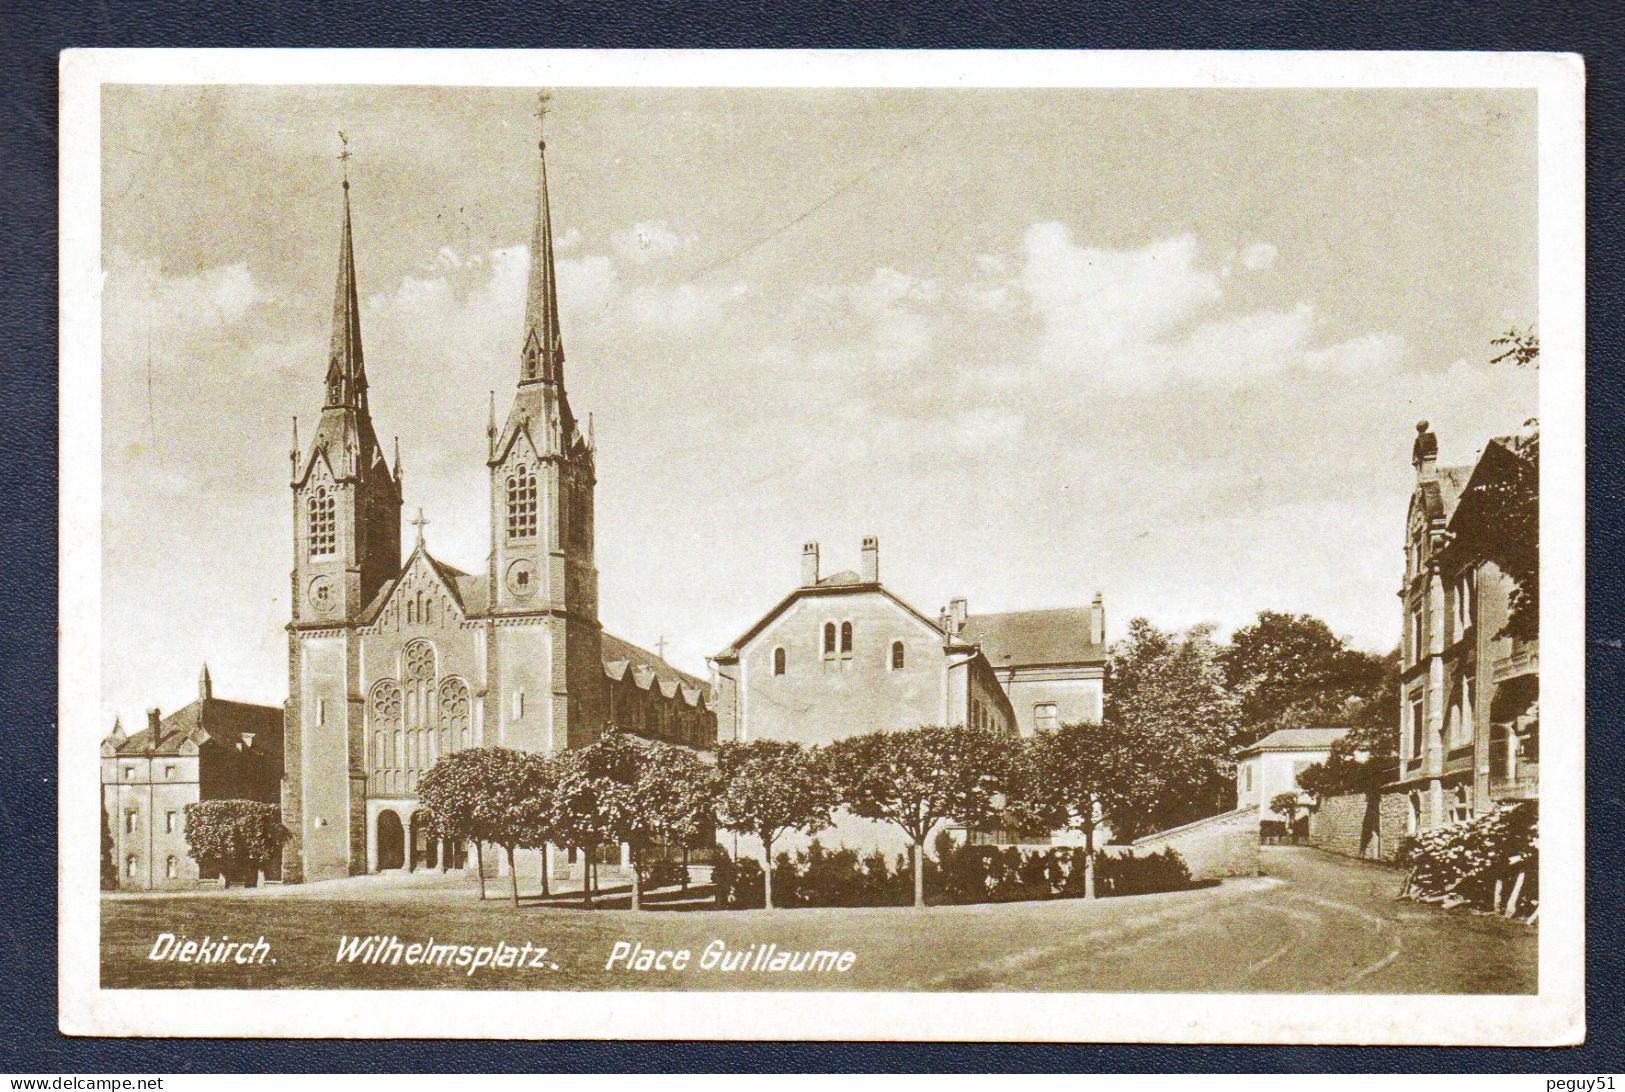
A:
409,811,438,871
376,809,404,871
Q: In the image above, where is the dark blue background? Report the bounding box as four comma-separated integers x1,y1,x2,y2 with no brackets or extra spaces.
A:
3,0,1620,1073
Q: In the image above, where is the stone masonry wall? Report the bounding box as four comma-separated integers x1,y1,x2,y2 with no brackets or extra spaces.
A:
1310,791,1409,862
1125,806,1260,881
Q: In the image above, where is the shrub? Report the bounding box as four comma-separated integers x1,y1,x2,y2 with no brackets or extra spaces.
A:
932,838,1192,904
1095,847,1192,896
642,859,689,891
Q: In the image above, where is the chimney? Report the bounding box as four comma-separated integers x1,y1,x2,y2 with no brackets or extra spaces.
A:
860,535,879,583
199,662,212,701
801,541,820,586
1089,591,1106,647
948,597,968,635
1412,420,1438,481
147,707,161,740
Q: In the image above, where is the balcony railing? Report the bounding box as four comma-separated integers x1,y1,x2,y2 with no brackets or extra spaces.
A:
1493,645,1539,684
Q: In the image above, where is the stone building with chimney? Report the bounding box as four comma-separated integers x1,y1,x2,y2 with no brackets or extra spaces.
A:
1391,419,1539,834
100,667,283,890
281,124,713,883
710,538,1107,855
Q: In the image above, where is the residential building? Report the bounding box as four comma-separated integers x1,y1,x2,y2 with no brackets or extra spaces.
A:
711,539,1107,855
1391,419,1539,834
1234,725,1347,828
962,595,1107,735
100,667,283,889
710,538,1019,749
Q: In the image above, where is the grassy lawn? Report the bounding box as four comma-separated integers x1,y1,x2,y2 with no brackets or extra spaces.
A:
102,880,1270,992
101,849,1537,993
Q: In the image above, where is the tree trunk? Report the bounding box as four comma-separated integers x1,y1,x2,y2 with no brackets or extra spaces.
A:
912,841,925,908
762,833,775,910
505,845,519,909
1084,823,1097,900
631,844,643,911
539,844,550,898
474,841,487,901
582,845,595,908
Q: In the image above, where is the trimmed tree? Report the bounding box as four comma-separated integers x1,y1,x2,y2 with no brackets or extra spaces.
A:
1007,722,1143,899
631,743,719,904
1270,791,1304,836
715,739,835,910
418,747,529,904
824,724,1011,909
548,746,622,908
509,750,562,899
182,800,288,885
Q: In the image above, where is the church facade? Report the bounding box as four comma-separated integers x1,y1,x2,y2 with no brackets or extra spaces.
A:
282,133,714,884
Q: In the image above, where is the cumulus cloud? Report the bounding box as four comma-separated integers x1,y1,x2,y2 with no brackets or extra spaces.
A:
1023,224,1223,360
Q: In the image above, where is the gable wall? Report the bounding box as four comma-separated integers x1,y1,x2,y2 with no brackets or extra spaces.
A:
738,590,946,745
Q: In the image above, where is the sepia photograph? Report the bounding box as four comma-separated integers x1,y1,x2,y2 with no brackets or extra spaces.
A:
57,49,1585,1044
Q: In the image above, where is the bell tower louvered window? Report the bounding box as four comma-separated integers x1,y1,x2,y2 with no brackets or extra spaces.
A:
506,467,538,542
308,487,336,558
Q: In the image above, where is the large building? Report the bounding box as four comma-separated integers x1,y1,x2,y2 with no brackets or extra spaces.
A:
101,667,283,889
1392,420,1539,834
282,132,713,883
710,539,1105,854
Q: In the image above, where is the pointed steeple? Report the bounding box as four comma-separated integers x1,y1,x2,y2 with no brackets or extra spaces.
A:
325,138,367,410
198,663,213,701
520,94,565,388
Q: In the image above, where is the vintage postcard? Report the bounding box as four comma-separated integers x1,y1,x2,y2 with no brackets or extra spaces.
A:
58,49,1585,1043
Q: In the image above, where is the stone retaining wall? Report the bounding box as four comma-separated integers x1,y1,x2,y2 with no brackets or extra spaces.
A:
1126,806,1260,881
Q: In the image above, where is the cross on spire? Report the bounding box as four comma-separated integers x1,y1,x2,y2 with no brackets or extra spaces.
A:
534,90,552,149
519,89,566,391
337,130,351,188
410,507,429,544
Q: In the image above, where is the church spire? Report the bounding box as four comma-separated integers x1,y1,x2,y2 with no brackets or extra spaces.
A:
520,92,565,388
325,132,367,410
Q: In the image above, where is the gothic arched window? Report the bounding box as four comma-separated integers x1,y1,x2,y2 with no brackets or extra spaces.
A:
438,677,470,753
773,647,786,676
369,680,403,770
507,466,538,542
308,487,336,558
823,622,837,656
840,621,853,655
403,640,436,734
890,641,905,671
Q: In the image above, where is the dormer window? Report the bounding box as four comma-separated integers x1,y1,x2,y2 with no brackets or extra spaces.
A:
507,467,538,541
308,486,336,558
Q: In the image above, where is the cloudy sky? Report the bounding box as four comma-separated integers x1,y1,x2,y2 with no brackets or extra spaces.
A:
100,84,1538,723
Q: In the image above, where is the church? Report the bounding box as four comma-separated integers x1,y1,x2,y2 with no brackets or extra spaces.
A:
282,128,714,884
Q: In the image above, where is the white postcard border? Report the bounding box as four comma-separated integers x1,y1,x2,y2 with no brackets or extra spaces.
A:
58,48,1586,1044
